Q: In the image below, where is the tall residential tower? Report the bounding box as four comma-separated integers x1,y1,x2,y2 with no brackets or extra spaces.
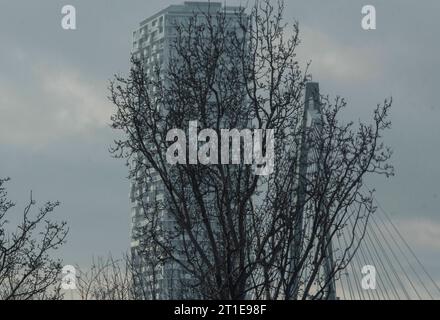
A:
129,1,243,300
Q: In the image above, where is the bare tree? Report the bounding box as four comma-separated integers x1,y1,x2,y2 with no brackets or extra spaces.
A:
75,254,137,300
110,0,393,300
0,178,68,300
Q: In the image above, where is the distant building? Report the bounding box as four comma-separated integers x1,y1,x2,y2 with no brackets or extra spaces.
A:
129,1,243,300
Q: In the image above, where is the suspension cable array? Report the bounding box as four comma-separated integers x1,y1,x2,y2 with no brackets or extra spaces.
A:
336,192,440,300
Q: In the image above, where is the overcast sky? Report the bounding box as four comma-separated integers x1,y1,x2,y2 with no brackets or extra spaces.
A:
1,0,439,284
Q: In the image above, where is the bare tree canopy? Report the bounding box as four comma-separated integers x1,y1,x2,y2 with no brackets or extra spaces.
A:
75,254,136,300
110,0,393,300
0,178,68,300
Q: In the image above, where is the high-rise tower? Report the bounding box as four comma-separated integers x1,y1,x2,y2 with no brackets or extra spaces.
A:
129,1,243,300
